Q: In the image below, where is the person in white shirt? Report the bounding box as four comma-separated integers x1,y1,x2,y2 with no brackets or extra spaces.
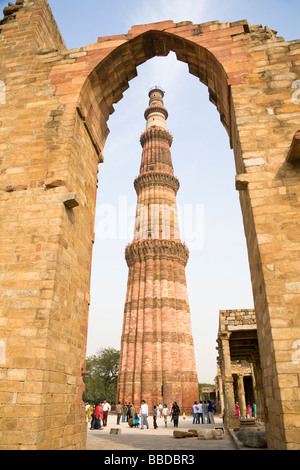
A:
140,400,149,429
197,401,203,424
162,404,169,428
192,401,198,424
102,399,111,426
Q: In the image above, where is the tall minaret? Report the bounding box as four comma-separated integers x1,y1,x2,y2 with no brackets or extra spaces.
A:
117,87,199,413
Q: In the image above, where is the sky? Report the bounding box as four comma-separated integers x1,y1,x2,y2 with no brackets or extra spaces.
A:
3,0,298,384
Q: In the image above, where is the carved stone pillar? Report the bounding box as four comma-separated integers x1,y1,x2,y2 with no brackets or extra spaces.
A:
251,353,265,422
220,333,238,428
237,373,247,417
218,369,225,417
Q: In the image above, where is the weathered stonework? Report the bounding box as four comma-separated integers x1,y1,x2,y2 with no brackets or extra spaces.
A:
0,0,299,450
216,309,265,427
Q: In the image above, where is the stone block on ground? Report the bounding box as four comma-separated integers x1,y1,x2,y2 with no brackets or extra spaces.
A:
110,428,121,435
198,429,214,440
173,430,195,439
197,427,225,440
236,430,267,448
239,417,256,426
213,428,225,440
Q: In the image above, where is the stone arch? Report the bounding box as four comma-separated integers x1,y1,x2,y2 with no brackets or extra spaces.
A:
78,29,232,158
0,0,299,450
69,26,298,451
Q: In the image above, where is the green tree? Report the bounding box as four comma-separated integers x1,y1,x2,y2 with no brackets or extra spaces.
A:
198,383,202,400
83,347,120,404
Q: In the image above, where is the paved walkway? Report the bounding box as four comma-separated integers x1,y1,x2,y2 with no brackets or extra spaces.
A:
86,415,237,451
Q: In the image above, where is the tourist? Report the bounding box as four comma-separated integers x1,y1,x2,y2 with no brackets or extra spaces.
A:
192,401,198,424
102,399,111,426
140,400,149,429
87,403,93,424
127,414,139,428
128,414,139,428
130,404,136,419
115,401,122,425
247,403,252,418
126,404,131,422
197,401,203,424
202,401,209,424
158,403,163,418
172,402,180,428
90,404,96,429
253,403,257,417
122,404,127,422
93,402,103,430
235,402,240,417
162,404,169,428
128,416,134,428
153,405,158,429
208,401,215,424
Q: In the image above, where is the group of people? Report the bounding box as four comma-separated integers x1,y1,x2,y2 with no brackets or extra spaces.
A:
235,402,257,418
139,400,181,429
114,402,137,425
192,400,215,424
113,401,181,429
87,399,218,431
86,399,112,430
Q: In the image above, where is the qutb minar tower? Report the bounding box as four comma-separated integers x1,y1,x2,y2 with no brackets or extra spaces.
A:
117,87,199,412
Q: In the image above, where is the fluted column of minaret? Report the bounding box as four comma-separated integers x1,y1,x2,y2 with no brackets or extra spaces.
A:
117,87,198,413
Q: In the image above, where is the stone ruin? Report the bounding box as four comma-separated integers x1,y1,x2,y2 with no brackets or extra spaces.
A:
0,0,299,450
216,309,268,447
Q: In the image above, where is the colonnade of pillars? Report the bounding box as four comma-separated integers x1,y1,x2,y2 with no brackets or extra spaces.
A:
216,332,265,428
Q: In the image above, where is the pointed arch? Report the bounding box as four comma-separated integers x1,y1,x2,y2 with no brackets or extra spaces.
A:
1,0,299,448
78,29,233,159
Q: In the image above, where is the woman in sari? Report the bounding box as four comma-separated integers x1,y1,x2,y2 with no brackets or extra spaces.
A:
93,402,104,429
172,402,180,428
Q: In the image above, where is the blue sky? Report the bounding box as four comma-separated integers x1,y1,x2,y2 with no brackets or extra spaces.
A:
2,0,299,383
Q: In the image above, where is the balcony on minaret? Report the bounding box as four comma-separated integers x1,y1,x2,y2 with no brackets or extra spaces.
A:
145,86,168,130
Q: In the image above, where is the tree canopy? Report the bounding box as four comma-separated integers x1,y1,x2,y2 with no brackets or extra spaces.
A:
83,347,120,404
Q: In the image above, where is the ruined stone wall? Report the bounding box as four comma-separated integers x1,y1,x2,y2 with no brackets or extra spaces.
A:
0,0,98,449
219,309,257,332
232,31,300,448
